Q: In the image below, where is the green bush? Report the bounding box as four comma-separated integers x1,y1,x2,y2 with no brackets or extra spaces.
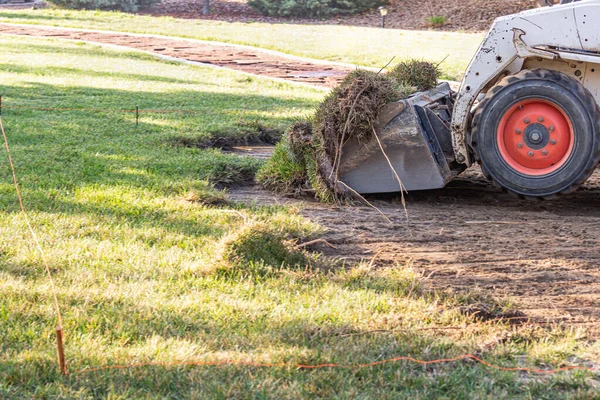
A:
248,0,386,18
425,15,447,28
49,0,160,12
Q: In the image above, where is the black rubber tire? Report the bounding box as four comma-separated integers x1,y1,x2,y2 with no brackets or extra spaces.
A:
471,69,600,199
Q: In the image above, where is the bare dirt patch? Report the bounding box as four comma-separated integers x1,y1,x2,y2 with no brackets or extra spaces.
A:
0,24,353,87
171,123,282,150
147,0,536,32
230,168,600,338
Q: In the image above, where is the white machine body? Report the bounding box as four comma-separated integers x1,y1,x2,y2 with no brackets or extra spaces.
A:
452,0,600,165
340,0,600,198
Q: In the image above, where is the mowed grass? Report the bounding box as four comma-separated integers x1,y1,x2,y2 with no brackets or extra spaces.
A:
0,34,599,399
0,9,484,79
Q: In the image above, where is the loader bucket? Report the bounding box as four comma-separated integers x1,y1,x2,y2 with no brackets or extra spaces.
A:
338,82,466,194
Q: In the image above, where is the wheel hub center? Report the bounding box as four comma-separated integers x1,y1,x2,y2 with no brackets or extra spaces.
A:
529,130,542,143
524,123,550,149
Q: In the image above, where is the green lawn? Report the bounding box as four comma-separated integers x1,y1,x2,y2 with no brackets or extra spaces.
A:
0,9,484,80
0,34,599,399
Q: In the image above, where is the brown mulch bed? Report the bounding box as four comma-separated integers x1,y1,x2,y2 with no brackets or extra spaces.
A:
145,0,538,32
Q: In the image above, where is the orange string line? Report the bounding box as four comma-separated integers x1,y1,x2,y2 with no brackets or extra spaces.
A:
74,354,600,376
0,117,64,329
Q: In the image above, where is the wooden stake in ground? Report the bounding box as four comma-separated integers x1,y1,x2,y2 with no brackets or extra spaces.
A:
56,328,67,375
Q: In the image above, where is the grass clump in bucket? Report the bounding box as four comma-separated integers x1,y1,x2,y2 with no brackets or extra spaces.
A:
389,59,441,92
257,60,441,203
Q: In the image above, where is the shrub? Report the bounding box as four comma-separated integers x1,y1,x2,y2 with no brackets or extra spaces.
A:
49,0,160,12
426,15,447,28
248,0,386,18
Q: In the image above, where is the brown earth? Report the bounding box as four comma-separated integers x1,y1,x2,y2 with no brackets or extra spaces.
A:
0,24,352,87
230,167,600,338
147,0,538,32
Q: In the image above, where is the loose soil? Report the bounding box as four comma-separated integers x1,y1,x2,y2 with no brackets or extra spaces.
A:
0,24,353,87
147,0,537,32
230,167,600,338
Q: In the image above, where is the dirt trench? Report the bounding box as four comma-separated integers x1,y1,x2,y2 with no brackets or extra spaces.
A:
230,167,600,338
0,24,353,88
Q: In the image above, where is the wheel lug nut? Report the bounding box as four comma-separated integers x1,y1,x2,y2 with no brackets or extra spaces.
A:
518,105,524,110
524,118,531,124
516,129,522,134
550,139,557,145
528,151,534,157
542,150,548,155
517,142,524,148
538,116,544,122
549,126,555,132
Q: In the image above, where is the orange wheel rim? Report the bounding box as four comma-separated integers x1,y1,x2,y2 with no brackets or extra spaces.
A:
496,99,574,176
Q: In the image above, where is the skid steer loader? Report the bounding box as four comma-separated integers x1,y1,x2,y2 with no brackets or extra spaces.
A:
339,0,600,199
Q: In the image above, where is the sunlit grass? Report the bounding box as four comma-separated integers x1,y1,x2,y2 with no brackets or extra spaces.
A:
0,8,484,79
0,34,598,398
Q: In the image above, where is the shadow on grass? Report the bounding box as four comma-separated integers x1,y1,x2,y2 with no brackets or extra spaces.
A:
0,263,509,355
0,78,320,266
0,61,200,85
0,77,309,188
0,265,593,399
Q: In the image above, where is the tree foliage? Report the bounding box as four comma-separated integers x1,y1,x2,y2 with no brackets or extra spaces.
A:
49,0,160,12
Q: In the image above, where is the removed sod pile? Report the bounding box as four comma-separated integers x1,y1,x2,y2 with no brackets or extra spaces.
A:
257,60,441,202
214,214,325,277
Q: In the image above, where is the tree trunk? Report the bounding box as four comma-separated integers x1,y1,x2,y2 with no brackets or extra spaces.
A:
203,0,210,15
